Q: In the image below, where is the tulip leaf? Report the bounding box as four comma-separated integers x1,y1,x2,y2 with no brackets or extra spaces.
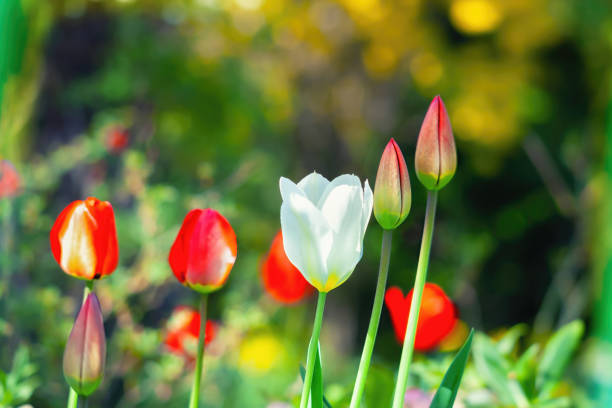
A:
497,323,528,356
536,320,584,399
512,343,540,398
471,332,517,405
299,343,332,408
429,329,474,408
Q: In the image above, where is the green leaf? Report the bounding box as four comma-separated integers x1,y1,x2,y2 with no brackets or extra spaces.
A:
531,397,572,408
513,343,540,398
471,332,517,405
497,324,528,356
299,344,332,408
536,320,584,398
429,329,474,408
363,365,394,408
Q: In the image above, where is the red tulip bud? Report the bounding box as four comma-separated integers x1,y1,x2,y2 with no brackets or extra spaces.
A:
63,293,106,396
50,197,119,280
169,209,237,294
415,96,457,190
373,138,411,229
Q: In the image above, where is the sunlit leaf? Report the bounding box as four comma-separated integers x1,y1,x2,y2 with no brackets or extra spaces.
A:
536,320,584,398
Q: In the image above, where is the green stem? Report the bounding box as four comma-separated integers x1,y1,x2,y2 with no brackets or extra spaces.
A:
79,395,88,408
391,190,438,408
299,291,327,408
66,390,78,408
349,229,393,408
66,281,95,408
188,294,209,408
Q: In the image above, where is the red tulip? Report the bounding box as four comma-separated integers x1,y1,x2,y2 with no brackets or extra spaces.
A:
261,231,315,304
385,283,457,351
169,209,237,293
165,306,217,357
50,197,119,280
105,127,129,154
415,96,457,191
63,293,106,396
0,159,21,198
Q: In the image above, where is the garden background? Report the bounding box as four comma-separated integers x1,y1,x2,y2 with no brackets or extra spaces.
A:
1,0,612,407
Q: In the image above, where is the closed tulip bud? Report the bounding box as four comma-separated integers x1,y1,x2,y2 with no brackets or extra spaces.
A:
50,197,119,280
169,209,237,294
373,138,411,229
63,293,106,396
415,96,457,190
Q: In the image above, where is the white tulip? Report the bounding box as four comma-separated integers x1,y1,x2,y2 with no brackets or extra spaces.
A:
280,172,373,292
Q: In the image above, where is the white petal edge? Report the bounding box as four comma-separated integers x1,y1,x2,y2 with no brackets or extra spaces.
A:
361,179,373,241
280,190,333,290
297,172,330,204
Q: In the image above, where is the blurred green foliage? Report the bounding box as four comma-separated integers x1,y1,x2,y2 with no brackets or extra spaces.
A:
1,0,612,407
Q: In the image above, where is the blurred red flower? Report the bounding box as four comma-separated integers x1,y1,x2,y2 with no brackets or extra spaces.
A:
105,127,129,154
169,209,237,294
385,283,457,351
165,306,217,357
50,197,119,280
0,160,21,198
261,230,315,304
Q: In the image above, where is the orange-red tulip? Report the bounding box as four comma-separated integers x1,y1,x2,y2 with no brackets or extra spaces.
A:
385,283,457,351
165,306,217,357
50,197,119,280
168,209,237,293
0,160,21,198
261,231,315,304
414,96,457,191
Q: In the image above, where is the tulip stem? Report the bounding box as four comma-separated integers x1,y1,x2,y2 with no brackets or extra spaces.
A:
66,389,78,408
299,291,327,408
349,229,393,408
391,190,438,408
67,282,96,408
189,294,208,408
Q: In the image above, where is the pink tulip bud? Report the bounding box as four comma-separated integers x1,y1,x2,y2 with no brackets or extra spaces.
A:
63,293,106,396
415,96,457,190
373,138,411,229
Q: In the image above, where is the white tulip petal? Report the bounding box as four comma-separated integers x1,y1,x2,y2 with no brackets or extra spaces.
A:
279,177,306,203
361,180,373,240
297,172,330,204
320,183,364,286
316,174,361,209
280,185,333,290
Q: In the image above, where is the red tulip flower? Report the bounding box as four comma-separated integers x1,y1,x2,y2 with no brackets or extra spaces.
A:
50,197,119,280
385,283,457,351
169,209,237,294
262,231,315,304
165,306,217,357
105,127,129,154
0,159,21,198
